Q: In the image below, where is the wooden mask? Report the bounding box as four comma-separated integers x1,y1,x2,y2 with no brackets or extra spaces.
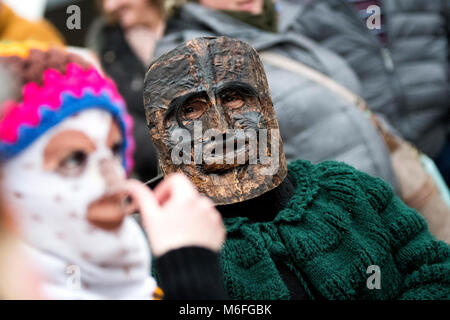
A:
144,37,287,205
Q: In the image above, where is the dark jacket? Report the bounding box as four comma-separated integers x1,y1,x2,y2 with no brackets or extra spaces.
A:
87,21,159,182
155,2,398,190
290,0,449,157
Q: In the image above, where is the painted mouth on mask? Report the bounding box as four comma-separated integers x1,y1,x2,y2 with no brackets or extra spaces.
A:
87,194,130,231
201,135,256,173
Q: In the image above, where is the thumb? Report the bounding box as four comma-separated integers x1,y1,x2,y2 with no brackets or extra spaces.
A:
120,179,161,226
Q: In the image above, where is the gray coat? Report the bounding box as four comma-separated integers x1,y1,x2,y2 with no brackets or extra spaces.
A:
290,0,449,158
154,2,398,189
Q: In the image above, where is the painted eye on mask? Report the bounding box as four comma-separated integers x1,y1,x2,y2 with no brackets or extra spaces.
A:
57,150,88,177
181,100,208,121
220,91,245,110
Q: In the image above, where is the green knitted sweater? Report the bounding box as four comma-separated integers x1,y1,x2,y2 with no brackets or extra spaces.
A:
220,160,450,300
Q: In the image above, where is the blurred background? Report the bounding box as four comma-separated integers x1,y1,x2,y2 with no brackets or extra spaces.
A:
0,0,449,300
4,0,98,46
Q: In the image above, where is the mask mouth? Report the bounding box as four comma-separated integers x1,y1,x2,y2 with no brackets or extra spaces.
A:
86,193,133,231
201,133,255,173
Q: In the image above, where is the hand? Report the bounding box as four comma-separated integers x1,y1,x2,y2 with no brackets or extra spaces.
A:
121,174,226,257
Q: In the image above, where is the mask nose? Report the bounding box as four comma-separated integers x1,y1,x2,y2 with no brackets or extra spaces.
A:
99,157,125,190
86,157,130,231
209,104,230,134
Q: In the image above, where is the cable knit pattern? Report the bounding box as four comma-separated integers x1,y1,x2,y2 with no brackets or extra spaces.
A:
221,160,450,300
0,63,135,172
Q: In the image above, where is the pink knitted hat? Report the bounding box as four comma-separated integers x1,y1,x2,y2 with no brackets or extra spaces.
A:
0,43,135,173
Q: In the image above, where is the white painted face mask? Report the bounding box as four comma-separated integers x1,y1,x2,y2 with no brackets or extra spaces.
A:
2,109,157,299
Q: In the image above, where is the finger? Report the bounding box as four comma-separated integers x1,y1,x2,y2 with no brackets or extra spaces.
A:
123,196,138,216
154,173,198,205
210,209,223,225
119,180,161,225
196,197,216,213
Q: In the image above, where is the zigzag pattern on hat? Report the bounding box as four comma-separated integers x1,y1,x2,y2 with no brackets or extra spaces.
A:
0,63,135,173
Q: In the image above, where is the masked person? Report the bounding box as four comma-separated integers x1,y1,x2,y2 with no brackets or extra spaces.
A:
144,37,450,300
157,0,399,192
0,42,226,300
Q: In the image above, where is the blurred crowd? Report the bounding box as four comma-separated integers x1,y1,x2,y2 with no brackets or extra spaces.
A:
0,0,449,300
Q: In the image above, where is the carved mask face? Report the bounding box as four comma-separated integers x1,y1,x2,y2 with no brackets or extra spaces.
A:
144,37,287,205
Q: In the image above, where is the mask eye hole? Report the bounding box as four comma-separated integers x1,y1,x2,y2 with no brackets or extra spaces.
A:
111,142,122,158
57,151,88,177
181,99,208,120
221,91,245,110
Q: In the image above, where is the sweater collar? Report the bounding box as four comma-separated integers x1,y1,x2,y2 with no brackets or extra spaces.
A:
217,173,297,223
219,160,322,300
222,160,320,233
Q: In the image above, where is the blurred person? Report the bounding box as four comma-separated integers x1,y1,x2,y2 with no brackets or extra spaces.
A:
0,66,42,300
284,0,449,185
158,0,399,192
0,1,64,45
87,0,166,182
0,203,43,300
144,36,450,300
0,42,226,300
